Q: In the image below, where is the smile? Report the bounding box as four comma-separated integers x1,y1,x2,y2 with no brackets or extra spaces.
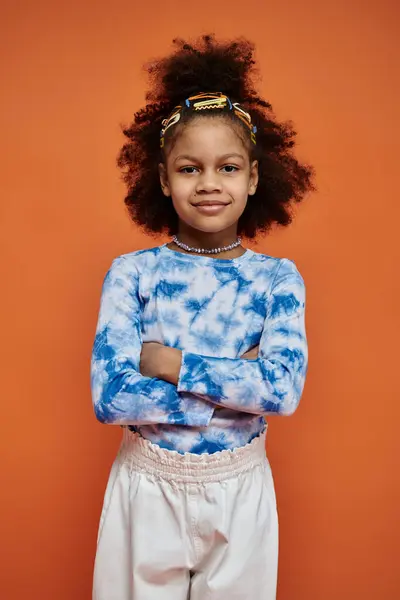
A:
192,201,230,215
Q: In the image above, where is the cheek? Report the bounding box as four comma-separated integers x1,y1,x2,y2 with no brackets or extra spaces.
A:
226,176,251,200
169,176,194,200
169,183,194,217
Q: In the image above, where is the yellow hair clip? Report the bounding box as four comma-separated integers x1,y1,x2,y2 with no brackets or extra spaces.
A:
160,92,256,147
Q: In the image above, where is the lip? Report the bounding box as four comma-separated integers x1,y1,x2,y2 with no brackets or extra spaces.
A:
193,203,229,215
193,201,229,206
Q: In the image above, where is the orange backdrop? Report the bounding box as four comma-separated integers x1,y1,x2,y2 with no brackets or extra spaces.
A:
1,0,399,598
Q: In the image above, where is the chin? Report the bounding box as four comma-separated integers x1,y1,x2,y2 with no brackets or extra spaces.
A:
188,220,236,234
183,212,242,232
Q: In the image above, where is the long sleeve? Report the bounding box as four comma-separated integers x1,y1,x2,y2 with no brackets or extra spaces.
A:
177,258,308,416
91,256,213,427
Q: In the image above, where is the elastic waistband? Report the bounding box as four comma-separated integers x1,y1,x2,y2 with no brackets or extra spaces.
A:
120,429,267,484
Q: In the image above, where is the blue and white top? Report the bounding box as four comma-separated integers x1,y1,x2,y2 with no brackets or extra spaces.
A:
91,244,308,454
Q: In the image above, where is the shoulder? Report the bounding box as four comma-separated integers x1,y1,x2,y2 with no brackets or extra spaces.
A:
118,244,163,265
248,254,307,319
108,245,164,273
99,245,164,293
248,250,304,285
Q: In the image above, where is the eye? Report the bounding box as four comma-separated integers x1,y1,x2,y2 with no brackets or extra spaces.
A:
179,166,199,174
220,165,239,173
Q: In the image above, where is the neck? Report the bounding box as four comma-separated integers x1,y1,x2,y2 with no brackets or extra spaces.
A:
171,225,246,259
178,224,238,248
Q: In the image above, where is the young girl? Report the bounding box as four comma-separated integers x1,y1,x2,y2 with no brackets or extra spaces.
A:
91,35,314,600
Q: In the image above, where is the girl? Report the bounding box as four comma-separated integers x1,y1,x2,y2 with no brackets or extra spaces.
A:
91,35,314,600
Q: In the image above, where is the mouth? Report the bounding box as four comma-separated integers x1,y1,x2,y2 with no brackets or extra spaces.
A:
192,200,230,207
192,201,230,215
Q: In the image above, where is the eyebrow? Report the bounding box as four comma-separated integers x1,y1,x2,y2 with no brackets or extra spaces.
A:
174,153,246,163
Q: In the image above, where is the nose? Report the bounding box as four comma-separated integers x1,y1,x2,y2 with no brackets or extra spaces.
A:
195,169,222,194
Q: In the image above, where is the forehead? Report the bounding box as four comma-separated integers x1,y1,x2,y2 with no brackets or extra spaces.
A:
167,117,249,160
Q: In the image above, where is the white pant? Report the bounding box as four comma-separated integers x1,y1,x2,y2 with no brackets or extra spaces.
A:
93,429,279,600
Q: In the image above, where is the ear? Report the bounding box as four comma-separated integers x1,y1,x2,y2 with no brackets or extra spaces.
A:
159,163,171,197
248,160,259,196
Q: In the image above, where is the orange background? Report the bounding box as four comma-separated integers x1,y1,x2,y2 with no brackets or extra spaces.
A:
1,1,399,598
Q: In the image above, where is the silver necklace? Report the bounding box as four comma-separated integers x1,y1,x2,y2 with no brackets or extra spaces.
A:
172,234,242,254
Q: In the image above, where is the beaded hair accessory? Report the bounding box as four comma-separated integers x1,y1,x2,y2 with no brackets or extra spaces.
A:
160,92,257,148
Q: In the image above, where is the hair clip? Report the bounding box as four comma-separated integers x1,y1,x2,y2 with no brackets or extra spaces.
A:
160,92,257,147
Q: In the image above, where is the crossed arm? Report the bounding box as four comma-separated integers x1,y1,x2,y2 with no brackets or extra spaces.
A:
91,256,307,427
140,342,258,383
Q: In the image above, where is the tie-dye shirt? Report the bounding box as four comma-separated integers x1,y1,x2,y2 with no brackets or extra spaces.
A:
91,244,308,454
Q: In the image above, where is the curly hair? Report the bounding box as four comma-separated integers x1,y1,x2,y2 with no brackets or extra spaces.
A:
117,34,315,239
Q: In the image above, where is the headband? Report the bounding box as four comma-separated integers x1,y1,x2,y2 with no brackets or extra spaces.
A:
160,92,257,148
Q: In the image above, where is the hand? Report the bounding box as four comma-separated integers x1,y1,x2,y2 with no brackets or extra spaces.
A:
139,342,182,384
241,345,259,360
139,342,165,379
